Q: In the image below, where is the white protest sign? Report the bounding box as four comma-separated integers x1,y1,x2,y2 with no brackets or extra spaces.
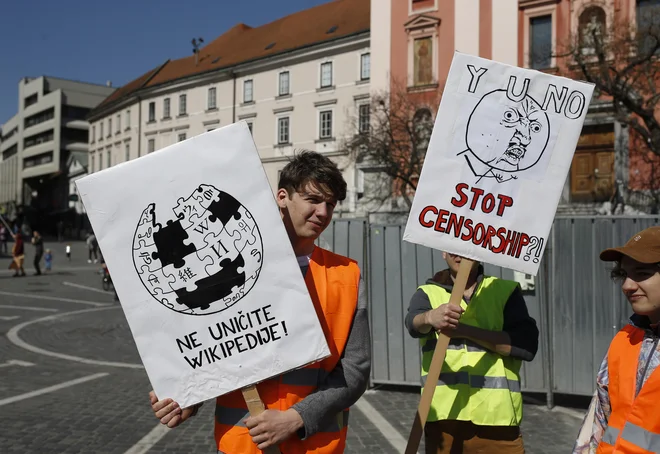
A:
76,122,330,408
404,52,594,275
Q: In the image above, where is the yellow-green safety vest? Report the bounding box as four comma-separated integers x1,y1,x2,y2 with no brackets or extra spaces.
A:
419,276,523,426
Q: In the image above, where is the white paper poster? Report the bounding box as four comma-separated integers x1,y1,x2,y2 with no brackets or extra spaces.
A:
404,52,594,275
76,122,330,408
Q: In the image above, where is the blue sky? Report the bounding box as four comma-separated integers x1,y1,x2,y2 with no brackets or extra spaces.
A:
0,0,330,127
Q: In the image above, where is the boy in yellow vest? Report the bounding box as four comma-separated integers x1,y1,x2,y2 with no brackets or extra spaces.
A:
149,150,371,453
405,252,539,454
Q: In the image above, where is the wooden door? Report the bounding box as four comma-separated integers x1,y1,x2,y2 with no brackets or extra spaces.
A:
570,151,614,202
571,153,595,198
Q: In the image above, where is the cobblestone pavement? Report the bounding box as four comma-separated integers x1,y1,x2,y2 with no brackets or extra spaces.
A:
0,241,585,453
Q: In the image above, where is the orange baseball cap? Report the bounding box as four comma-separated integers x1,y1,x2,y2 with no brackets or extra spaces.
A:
600,226,660,264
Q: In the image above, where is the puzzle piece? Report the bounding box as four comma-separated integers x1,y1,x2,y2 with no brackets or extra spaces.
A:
190,184,222,209
138,204,157,227
162,252,214,293
173,195,207,230
152,218,196,269
142,267,177,295
174,254,246,311
195,229,240,276
206,191,243,226
224,210,258,253
182,211,222,247
133,242,163,273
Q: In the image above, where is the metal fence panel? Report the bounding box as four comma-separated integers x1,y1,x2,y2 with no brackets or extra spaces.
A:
319,216,659,400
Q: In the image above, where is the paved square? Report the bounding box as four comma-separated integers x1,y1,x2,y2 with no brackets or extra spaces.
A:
0,241,584,453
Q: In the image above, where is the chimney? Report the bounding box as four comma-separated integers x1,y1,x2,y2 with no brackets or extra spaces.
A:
106,81,112,87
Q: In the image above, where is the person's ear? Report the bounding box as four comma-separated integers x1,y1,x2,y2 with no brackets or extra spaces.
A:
276,188,289,209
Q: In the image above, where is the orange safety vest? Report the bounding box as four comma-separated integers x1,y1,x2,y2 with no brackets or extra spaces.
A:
597,324,660,454
214,246,360,454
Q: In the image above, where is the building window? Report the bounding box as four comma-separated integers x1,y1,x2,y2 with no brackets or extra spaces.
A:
178,133,187,142
319,110,333,139
108,119,112,137
91,125,96,142
179,95,187,116
247,121,254,135
320,62,333,88
163,98,171,118
24,108,54,129
91,155,95,172
100,122,104,139
529,15,552,69
360,53,371,80
414,37,434,85
279,72,290,96
637,0,660,55
24,93,38,109
99,152,103,170
126,110,131,129
277,117,289,144
148,139,155,153
208,87,217,109
358,104,370,134
124,144,129,162
107,151,111,168
116,114,121,133
244,80,253,103
24,130,54,148
148,102,156,122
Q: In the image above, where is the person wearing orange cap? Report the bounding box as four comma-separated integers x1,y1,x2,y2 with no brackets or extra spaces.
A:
573,226,660,454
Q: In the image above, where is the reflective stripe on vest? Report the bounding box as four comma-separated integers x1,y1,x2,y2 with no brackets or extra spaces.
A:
214,246,359,454
422,337,489,354
419,276,522,426
597,324,660,454
421,372,521,392
600,422,660,452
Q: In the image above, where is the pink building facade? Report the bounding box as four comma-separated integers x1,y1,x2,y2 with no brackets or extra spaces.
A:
371,0,657,211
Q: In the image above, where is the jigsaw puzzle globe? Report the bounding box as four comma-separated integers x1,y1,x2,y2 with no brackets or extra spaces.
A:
132,184,263,315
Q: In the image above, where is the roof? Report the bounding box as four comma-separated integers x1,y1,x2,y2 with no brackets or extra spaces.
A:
89,0,369,118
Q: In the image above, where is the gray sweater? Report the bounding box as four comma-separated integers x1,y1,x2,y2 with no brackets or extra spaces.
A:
292,265,371,439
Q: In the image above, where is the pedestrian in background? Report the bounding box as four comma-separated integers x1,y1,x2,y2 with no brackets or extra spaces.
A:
573,226,660,453
44,249,53,273
11,232,25,277
406,253,539,454
31,231,44,276
66,244,71,261
86,232,98,263
0,224,8,255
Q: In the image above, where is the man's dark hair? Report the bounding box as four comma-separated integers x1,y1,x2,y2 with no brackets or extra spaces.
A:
278,150,347,201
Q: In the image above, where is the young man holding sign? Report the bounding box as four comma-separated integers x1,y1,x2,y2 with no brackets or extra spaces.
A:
573,226,660,454
149,150,371,453
405,252,539,453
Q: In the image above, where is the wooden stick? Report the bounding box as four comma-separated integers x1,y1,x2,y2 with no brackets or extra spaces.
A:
404,258,474,454
241,385,281,454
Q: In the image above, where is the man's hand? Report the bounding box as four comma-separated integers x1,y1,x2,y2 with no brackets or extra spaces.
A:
149,390,201,428
245,408,304,450
425,303,464,332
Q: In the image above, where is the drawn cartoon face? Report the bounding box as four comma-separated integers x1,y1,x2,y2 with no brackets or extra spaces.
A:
466,90,550,173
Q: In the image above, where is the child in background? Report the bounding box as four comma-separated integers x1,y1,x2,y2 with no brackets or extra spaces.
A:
44,249,53,273
66,244,71,261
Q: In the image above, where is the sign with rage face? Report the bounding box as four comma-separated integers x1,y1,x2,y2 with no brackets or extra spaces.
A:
404,52,594,275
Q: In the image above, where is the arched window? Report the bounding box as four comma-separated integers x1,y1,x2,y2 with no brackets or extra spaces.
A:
578,6,606,55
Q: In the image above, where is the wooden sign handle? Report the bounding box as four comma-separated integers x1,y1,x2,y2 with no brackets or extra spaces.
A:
404,258,474,454
241,385,282,454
